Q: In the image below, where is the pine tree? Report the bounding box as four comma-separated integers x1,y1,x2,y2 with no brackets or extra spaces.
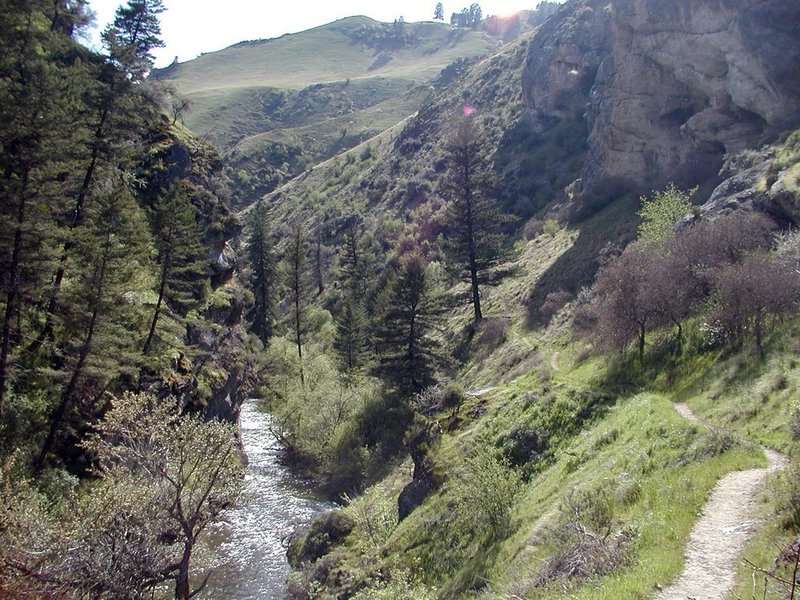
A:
374,253,446,395
36,183,150,470
0,0,93,416
334,299,371,372
142,181,207,355
34,0,166,354
286,223,312,384
434,2,445,20
245,200,278,345
339,226,370,299
442,114,506,324
333,221,376,373
103,0,165,82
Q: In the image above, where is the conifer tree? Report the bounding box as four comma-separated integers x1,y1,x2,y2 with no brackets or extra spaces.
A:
333,224,372,372
34,0,166,352
143,181,207,355
245,200,278,345
37,183,150,470
339,226,370,299
286,223,313,384
374,253,446,395
334,300,371,373
0,0,92,416
442,114,506,323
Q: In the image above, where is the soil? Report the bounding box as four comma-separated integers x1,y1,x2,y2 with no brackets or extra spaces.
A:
654,403,788,600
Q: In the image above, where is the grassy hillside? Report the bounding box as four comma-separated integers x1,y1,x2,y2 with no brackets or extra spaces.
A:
153,16,510,206
284,221,799,600
258,27,573,231
154,16,496,142
158,17,494,93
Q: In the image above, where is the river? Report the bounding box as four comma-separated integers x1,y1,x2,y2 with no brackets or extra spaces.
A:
203,400,332,599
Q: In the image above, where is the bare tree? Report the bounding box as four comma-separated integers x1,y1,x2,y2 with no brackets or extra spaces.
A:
712,253,799,352
83,392,244,599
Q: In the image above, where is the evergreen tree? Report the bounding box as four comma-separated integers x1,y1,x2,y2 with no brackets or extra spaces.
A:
314,224,326,296
0,0,92,416
434,2,445,20
374,253,446,395
142,181,207,355
103,0,165,82
334,299,371,373
442,114,506,323
34,0,166,353
339,225,370,299
36,183,150,470
333,221,373,373
245,200,278,345
286,223,312,384
469,3,483,27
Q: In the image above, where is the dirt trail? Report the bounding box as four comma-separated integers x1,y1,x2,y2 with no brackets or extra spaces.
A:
654,403,788,600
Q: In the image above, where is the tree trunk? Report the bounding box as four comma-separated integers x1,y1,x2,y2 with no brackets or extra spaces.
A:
638,321,646,367
143,259,168,354
175,540,193,600
294,288,304,385
35,305,98,472
0,169,29,418
464,156,482,323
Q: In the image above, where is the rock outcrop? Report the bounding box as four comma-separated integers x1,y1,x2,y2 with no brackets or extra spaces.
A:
523,0,800,213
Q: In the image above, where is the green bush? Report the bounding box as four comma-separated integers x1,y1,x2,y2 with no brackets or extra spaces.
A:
790,401,800,442
542,218,560,237
287,510,355,567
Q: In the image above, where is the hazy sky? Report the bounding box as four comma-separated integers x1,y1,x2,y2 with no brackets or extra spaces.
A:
85,0,554,67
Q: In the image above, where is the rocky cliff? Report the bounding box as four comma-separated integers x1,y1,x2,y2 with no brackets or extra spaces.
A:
523,0,800,213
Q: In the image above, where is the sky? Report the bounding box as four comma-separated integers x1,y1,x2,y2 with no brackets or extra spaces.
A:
84,0,555,68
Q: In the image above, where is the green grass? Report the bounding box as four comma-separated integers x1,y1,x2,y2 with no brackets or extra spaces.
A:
158,17,494,94
293,222,799,599
487,393,764,599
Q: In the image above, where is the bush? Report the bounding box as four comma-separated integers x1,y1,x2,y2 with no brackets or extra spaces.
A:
531,486,634,590
542,218,560,237
414,383,464,417
287,510,356,567
524,219,544,240
344,489,397,550
497,422,549,474
349,564,437,600
539,290,573,324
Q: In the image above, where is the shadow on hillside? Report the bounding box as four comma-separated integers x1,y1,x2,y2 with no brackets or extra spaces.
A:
526,195,640,328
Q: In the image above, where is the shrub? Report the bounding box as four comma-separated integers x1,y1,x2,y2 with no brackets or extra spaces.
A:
636,183,694,246
524,218,544,240
542,218,560,237
531,486,634,589
344,490,397,550
287,510,356,567
497,422,549,474
414,383,464,417
539,289,573,324
475,317,508,350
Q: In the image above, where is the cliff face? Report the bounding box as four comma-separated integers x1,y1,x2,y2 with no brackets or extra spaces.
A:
523,0,800,212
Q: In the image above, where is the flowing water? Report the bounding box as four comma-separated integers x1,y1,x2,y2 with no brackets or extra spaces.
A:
204,401,332,599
